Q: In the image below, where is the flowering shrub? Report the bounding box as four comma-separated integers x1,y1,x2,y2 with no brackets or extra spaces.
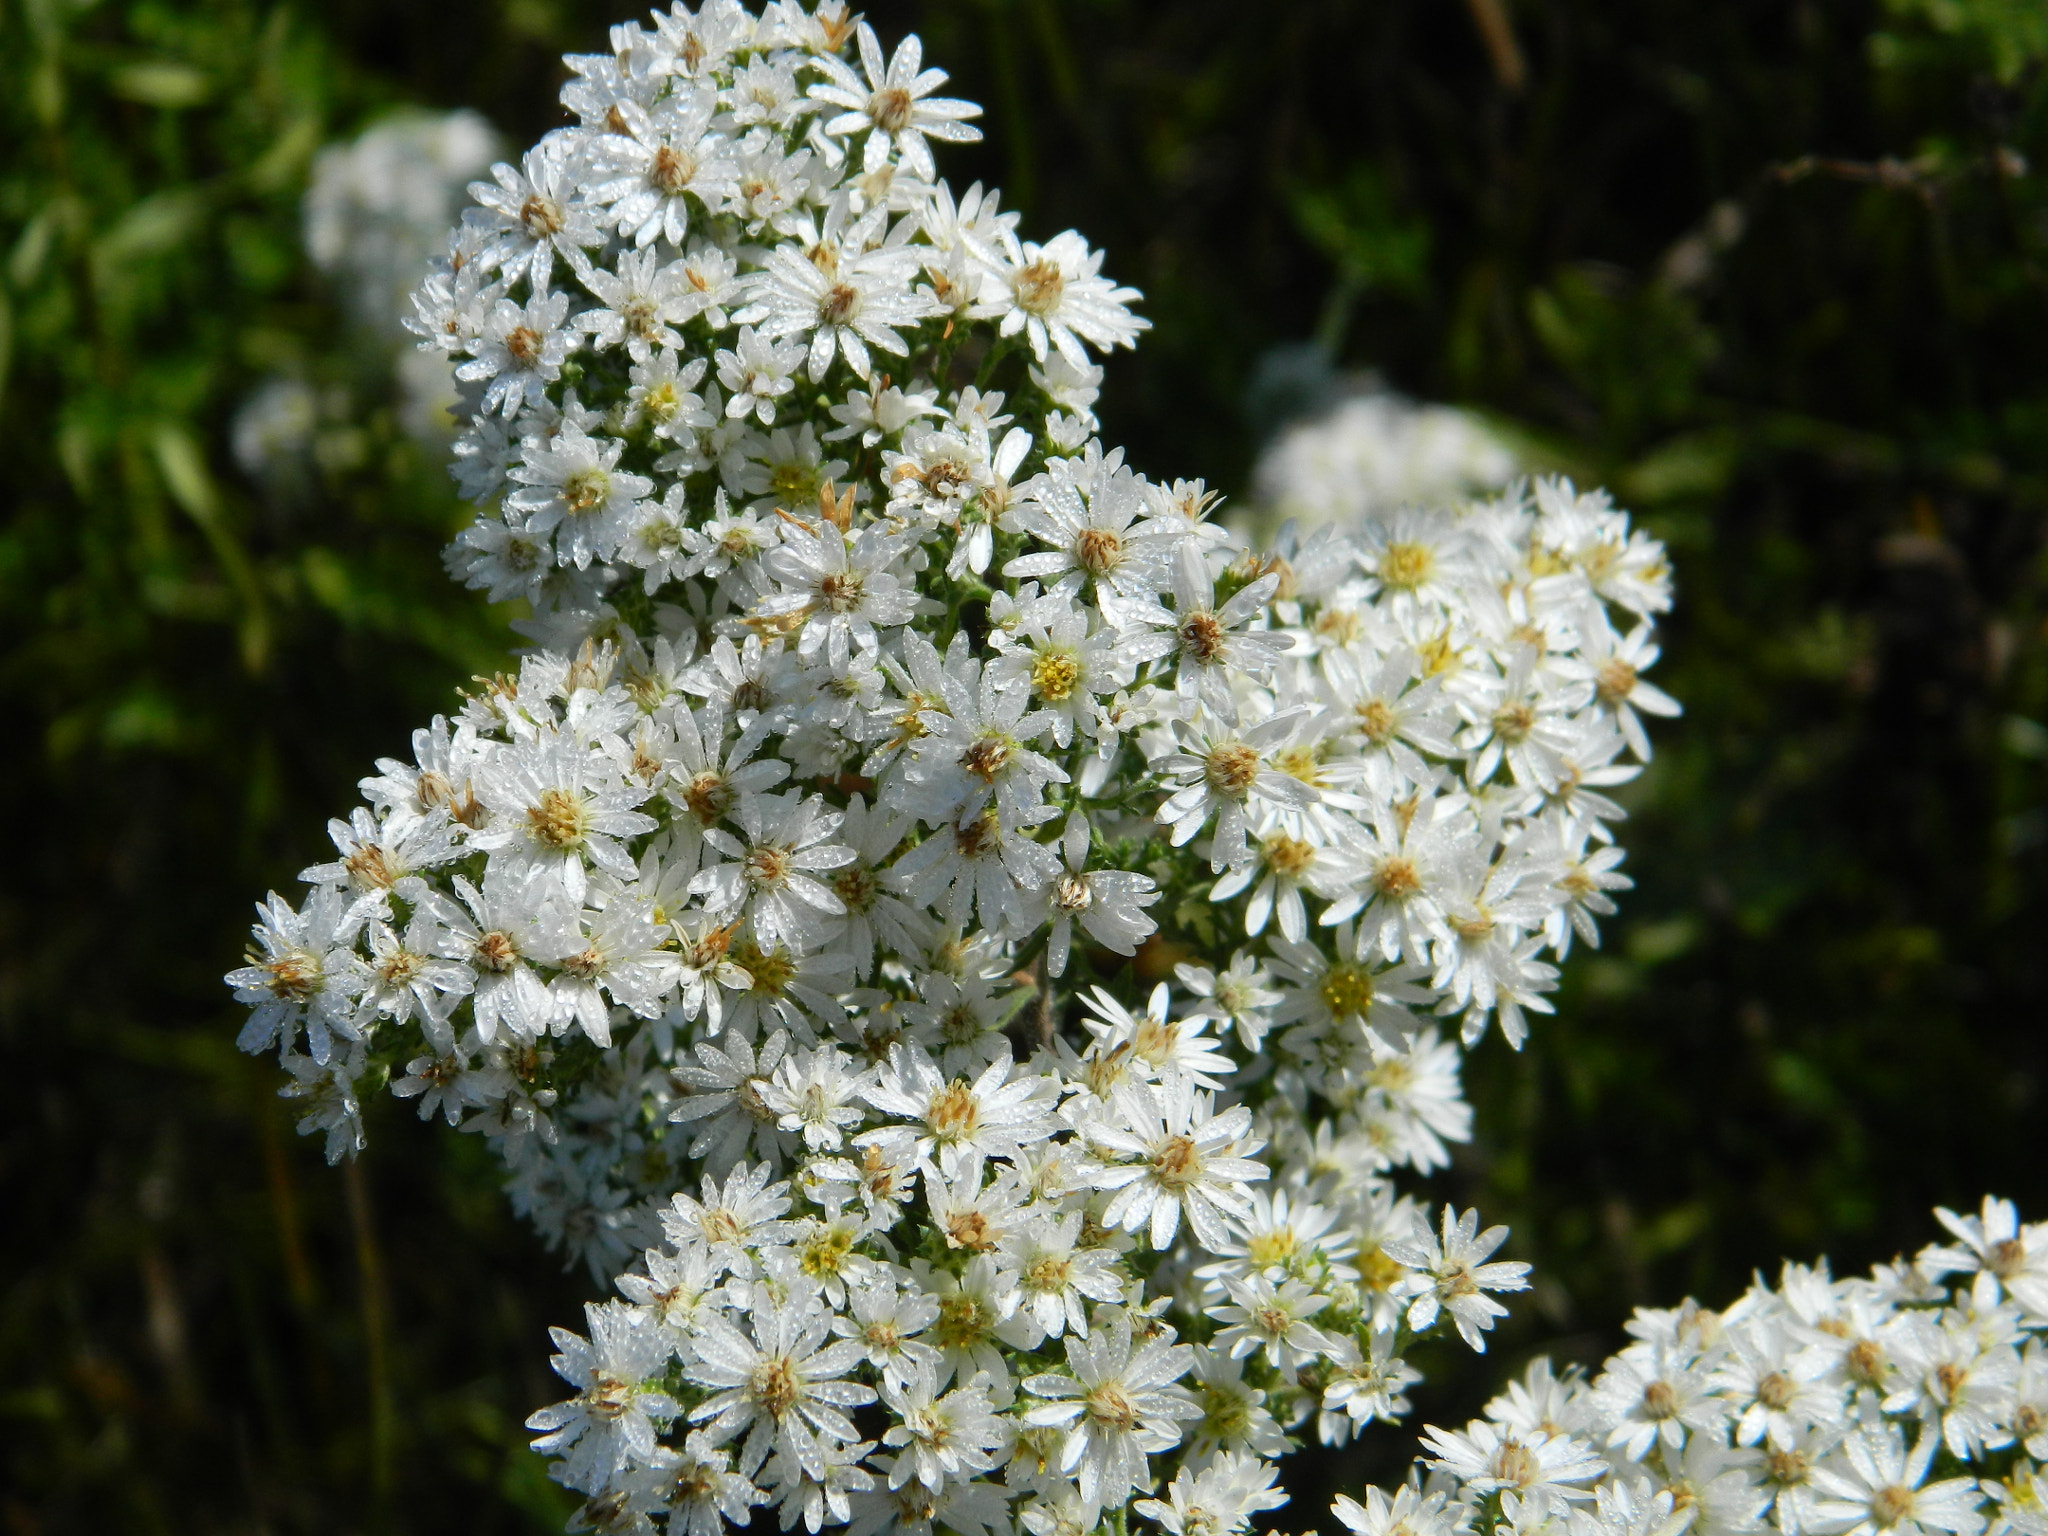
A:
1355,1199,2048,1536
223,2,1677,1531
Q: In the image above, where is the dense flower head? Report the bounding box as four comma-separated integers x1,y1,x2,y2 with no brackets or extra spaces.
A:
1352,1199,2048,1536
229,4,1680,1532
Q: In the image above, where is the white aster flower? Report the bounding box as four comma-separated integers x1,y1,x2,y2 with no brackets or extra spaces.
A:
684,1276,876,1479
809,24,983,182
1385,1204,1531,1350
1021,1313,1200,1515
1089,1073,1268,1250
527,1299,680,1490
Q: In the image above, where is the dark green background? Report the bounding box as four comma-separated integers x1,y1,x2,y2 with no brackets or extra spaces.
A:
5,0,2046,1529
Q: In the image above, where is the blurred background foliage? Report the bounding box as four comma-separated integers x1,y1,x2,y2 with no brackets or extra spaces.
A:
5,0,2048,1530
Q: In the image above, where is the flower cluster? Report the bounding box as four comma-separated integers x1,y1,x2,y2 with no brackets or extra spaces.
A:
1255,389,1521,534
224,4,1680,1532
1350,1199,2048,1536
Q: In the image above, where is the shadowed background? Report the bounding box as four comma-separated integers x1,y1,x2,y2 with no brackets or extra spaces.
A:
4,0,2047,1529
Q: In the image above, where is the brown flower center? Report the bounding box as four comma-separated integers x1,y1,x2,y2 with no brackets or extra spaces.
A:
562,467,610,516
1150,1133,1202,1192
1178,611,1226,665
751,1356,800,1419
527,787,590,850
927,1081,981,1143
1014,258,1066,315
520,194,565,238
651,144,698,196
1204,742,1260,797
263,951,321,1002
961,732,1015,783
1074,526,1123,575
868,86,914,133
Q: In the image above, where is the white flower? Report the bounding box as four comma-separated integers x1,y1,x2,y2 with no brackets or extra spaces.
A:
473,737,658,905
1125,541,1295,723
227,887,370,1064
661,1162,798,1277
757,1042,872,1152
1589,1340,1723,1461
757,520,921,669
632,1430,764,1536
1040,813,1159,978
897,650,1069,834
459,286,575,418
1022,1313,1200,1514
684,1276,876,1479
1808,1424,1988,1536
809,24,983,182
974,229,1148,368
1089,1073,1268,1250
668,1031,797,1175
278,1047,367,1162
1385,1205,1531,1350
1332,1484,1468,1536
1151,709,1322,870
1317,1329,1422,1442
831,1271,943,1392
355,906,474,1041
996,1208,1126,1343
527,1300,680,1490
465,141,605,290
880,1360,1007,1492
1420,1418,1608,1499
691,789,853,950
1004,451,1173,603
1205,1273,1335,1374
742,239,939,382
1134,1451,1288,1536
860,1042,1058,1176
1181,1345,1289,1462
1174,952,1282,1053
715,325,806,425
575,247,703,363
590,92,738,247
1923,1197,2048,1318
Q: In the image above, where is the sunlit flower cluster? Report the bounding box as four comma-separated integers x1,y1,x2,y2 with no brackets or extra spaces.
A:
226,4,1680,1532
1351,1199,2048,1536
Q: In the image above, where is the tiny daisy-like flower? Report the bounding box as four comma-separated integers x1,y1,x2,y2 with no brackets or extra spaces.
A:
1384,1204,1531,1351
683,1276,876,1479
974,229,1148,369
1205,1273,1336,1375
660,1162,799,1278
809,24,983,183
507,419,654,570
860,1041,1059,1176
995,1208,1126,1343
526,1299,681,1491
1809,1424,1989,1536
459,287,575,418
1089,1073,1268,1251
227,886,370,1065
1420,1417,1608,1499
741,240,939,382
590,93,738,248
1021,1313,1200,1515
690,789,854,952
